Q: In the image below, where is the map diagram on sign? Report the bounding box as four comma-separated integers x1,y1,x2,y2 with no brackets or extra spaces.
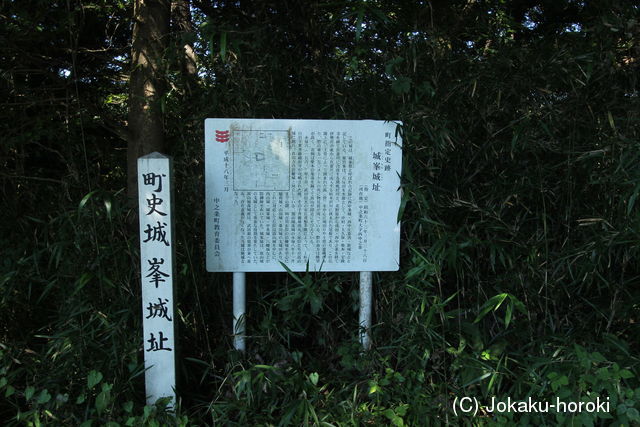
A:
232,130,290,191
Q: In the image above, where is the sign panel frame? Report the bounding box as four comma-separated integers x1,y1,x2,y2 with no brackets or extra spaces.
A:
205,118,402,272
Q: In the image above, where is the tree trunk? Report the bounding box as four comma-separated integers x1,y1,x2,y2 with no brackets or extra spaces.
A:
128,0,170,205
172,0,197,91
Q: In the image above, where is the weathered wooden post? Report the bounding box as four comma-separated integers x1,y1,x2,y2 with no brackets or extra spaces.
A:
138,152,176,406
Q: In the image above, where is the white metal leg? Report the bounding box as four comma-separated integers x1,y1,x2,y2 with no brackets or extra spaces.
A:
359,271,372,349
233,272,246,351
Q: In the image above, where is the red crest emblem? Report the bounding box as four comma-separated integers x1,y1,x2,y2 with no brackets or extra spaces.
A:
215,130,230,143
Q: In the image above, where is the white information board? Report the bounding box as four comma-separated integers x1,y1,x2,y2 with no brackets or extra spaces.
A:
205,119,402,272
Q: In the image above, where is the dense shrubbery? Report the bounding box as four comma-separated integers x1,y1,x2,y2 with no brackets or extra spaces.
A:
1,1,639,425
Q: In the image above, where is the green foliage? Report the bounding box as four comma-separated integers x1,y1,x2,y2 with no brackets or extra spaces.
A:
1,0,639,425
0,348,188,425
474,293,526,328
484,342,640,426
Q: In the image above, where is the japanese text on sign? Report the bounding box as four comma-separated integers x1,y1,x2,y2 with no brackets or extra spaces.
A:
205,119,402,272
137,153,176,406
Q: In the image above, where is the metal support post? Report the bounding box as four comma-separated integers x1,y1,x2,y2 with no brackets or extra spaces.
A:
359,271,372,350
233,272,246,351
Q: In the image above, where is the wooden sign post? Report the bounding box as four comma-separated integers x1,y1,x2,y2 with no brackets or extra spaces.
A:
138,152,176,406
205,119,402,351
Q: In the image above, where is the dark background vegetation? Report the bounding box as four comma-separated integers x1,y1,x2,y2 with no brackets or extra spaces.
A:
1,0,639,425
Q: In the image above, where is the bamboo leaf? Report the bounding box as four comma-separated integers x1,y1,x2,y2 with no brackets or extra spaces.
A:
220,31,227,61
